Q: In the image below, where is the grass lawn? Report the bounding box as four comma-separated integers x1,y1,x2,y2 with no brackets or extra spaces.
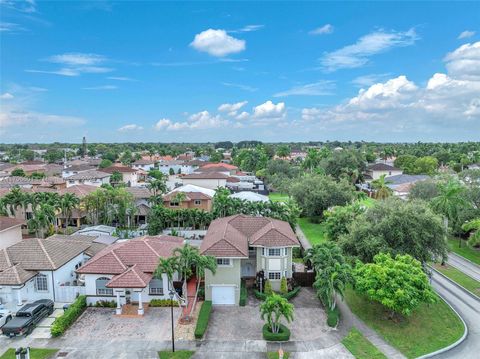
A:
433,263,480,296
297,217,327,245
266,352,290,359
0,349,58,359
345,288,464,358
269,192,290,202
448,238,480,266
158,351,194,359
342,327,386,359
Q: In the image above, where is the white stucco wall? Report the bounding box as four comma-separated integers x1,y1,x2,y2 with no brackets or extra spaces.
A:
0,226,23,250
182,178,227,189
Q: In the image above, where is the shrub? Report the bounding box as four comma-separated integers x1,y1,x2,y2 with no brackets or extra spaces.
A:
150,299,179,307
254,287,301,301
264,280,273,295
262,323,291,341
51,295,87,337
280,277,288,295
239,281,247,306
327,307,340,327
194,301,212,339
94,300,117,308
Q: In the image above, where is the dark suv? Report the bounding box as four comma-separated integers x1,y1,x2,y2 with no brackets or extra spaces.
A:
2,299,54,337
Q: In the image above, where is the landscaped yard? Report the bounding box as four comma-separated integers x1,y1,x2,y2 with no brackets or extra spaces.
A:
266,352,290,359
0,349,58,359
342,327,386,359
269,192,290,202
344,288,464,358
433,263,480,296
297,217,327,245
448,238,480,265
158,351,194,359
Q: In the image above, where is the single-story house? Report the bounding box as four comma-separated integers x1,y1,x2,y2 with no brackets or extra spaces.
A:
365,163,403,181
76,235,184,314
182,172,229,190
0,217,25,250
66,170,111,188
200,215,300,305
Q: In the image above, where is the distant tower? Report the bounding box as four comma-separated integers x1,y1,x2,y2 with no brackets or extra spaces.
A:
82,136,87,158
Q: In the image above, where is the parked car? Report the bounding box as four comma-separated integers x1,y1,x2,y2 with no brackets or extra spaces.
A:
2,299,54,337
0,308,13,331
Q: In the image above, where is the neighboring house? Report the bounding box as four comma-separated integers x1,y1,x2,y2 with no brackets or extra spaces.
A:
230,192,269,203
102,166,139,187
200,215,300,305
0,237,93,311
125,187,153,225
182,172,229,190
132,159,156,172
198,163,238,175
365,163,403,181
77,225,116,237
163,186,213,211
66,170,111,188
0,176,35,189
158,160,187,175
76,235,184,314
62,164,96,179
0,217,25,250
385,174,430,199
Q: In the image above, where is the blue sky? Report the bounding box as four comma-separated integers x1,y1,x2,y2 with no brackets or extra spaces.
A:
1,0,479,143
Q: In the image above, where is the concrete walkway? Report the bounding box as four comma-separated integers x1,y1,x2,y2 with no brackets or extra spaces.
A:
295,225,312,250
448,253,480,282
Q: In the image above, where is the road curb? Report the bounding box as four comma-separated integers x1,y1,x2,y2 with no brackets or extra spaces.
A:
429,265,480,302
416,272,469,359
449,252,480,271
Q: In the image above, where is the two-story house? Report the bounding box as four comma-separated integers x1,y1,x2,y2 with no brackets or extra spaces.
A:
200,215,300,305
66,170,111,188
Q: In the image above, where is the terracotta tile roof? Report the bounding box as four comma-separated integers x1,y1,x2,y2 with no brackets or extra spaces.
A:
133,159,156,165
183,172,229,179
64,164,96,172
125,187,152,199
0,176,34,187
47,234,109,257
67,170,110,180
0,264,37,285
0,216,25,232
77,235,184,275
60,184,98,198
226,177,240,183
106,264,152,288
200,215,299,257
200,163,237,170
163,191,211,202
102,165,136,174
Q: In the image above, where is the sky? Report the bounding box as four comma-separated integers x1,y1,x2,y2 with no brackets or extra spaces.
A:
1,0,479,144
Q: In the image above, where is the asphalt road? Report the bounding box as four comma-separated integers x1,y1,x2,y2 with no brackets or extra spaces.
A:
448,253,480,282
431,271,480,359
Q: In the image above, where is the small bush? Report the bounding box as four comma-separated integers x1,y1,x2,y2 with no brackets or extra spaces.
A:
51,296,87,337
194,301,212,339
264,280,273,295
327,307,340,327
150,299,179,307
239,281,247,306
254,287,301,301
280,277,288,295
262,323,291,341
94,300,117,308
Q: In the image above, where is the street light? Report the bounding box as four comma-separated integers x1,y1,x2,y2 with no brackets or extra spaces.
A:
169,289,175,353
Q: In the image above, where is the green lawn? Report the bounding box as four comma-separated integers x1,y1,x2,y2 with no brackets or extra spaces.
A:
266,352,290,359
269,192,290,202
158,351,194,359
0,349,58,359
433,263,480,296
345,288,464,358
297,217,327,245
448,238,480,265
342,327,387,359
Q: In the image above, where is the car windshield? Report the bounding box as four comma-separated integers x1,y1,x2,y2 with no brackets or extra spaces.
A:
16,312,31,317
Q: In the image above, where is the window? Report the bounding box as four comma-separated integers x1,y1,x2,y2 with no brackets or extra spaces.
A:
268,248,282,257
268,272,281,280
149,279,164,295
169,201,179,207
194,200,202,206
35,274,48,292
96,277,113,296
216,258,231,266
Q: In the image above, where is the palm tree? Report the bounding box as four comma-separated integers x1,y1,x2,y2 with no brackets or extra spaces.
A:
462,219,480,248
371,174,392,200
154,257,181,301
173,244,199,308
172,192,187,228
4,186,25,216
260,293,294,334
28,203,56,238
190,255,217,316
59,193,80,230
147,178,167,197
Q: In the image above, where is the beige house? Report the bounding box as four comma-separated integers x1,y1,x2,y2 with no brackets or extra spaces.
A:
181,172,229,190
365,163,403,181
163,185,214,212
102,166,139,187
0,217,25,250
200,215,300,305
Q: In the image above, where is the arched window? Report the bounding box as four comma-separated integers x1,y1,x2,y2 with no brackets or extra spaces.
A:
35,274,48,292
96,277,113,296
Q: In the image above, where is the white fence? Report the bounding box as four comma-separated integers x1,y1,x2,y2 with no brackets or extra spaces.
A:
56,285,86,303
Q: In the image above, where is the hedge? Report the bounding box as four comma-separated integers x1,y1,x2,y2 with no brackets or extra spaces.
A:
262,323,291,341
51,295,87,337
194,301,212,339
94,300,116,308
150,299,179,307
239,281,247,306
254,286,301,301
327,306,340,327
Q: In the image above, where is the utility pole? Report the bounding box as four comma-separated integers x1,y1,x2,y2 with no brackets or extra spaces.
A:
82,136,87,158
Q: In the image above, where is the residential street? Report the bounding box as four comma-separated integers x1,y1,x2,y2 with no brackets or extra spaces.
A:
447,253,480,282
431,270,480,359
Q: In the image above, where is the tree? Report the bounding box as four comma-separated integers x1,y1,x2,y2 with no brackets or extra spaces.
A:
353,253,436,318
11,168,26,177
99,159,113,168
430,179,469,232
59,193,80,229
394,155,417,174
260,294,294,334
28,203,56,238
371,174,393,200
322,150,366,183
305,243,352,310
110,171,123,184
340,198,447,265
169,168,175,176
147,178,167,197
462,219,480,248
409,179,439,201
324,203,365,241
276,145,291,158
413,156,438,175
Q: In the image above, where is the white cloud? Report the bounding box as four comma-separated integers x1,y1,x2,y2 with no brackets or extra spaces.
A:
83,85,118,90
218,101,248,116
118,124,143,132
25,68,80,77
190,29,246,57
253,101,286,119
231,25,264,33
458,30,475,40
1,107,85,131
107,76,136,81
1,0,37,13
309,24,333,35
153,111,227,131
274,81,335,97
221,82,257,92
235,111,249,120
444,41,480,80
320,28,418,71
351,73,391,87
46,53,106,66
0,22,25,32
0,93,14,100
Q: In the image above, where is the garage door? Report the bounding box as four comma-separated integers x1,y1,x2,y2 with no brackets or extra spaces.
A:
212,285,235,305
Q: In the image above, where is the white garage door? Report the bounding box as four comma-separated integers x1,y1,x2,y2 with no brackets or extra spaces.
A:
212,285,235,305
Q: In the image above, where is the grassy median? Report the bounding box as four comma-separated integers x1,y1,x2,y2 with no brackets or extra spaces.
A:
342,327,386,359
433,263,480,296
448,238,480,265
